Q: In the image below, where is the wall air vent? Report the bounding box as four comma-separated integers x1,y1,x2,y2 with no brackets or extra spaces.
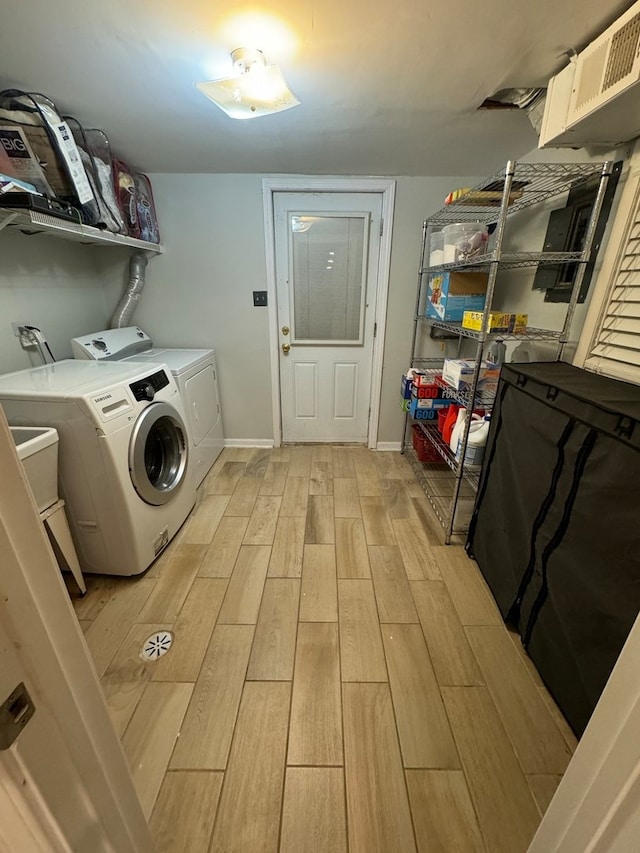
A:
603,11,640,90
539,0,640,148
574,42,609,110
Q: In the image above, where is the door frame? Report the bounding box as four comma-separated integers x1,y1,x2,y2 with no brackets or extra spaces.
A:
262,177,396,448
0,410,152,851
528,611,640,851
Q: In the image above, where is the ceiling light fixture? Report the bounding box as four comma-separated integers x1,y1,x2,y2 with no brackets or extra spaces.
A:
196,48,299,120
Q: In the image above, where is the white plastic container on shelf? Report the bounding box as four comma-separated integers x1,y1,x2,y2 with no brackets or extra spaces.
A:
485,339,506,367
443,222,488,263
450,410,482,454
462,416,491,467
429,231,444,266
450,411,490,467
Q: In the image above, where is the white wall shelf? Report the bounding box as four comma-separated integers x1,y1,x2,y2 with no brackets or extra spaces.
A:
0,208,164,253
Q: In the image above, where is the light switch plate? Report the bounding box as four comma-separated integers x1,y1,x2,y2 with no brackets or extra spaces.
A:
253,291,268,307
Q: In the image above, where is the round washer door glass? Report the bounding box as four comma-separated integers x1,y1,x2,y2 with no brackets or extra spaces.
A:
129,402,188,505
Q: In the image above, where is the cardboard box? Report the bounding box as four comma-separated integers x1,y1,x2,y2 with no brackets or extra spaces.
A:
401,375,413,399
413,371,439,387
412,383,441,399
409,404,438,420
426,272,488,322
462,311,528,334
400,398,410,413
442,361,502,395
409,397,452,418
442,359,490,391
410,396,453,409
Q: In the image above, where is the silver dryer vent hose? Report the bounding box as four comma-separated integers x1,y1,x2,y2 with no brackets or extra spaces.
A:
110,252,149,329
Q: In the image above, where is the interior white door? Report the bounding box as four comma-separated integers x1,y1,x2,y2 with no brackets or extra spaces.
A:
274,192,382,443
0,411,152,852
0,618,72,852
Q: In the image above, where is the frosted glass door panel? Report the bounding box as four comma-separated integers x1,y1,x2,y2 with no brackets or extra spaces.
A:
274,191,382,443
290,214,369,344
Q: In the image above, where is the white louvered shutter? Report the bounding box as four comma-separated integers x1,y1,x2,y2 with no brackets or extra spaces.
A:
585,182,640,383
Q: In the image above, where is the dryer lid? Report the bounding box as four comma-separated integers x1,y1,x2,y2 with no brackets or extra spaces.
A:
123,348,215,376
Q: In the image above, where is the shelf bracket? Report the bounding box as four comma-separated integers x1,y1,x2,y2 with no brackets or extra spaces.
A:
0,212,19,233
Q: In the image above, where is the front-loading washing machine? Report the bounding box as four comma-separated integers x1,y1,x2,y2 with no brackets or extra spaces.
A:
0,360,196,576
71,327,224,487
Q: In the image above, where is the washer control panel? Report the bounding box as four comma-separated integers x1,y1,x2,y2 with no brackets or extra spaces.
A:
130,370,169,402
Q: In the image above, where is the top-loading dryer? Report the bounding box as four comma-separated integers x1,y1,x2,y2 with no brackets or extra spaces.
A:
71,327,224,487
0,359,195,576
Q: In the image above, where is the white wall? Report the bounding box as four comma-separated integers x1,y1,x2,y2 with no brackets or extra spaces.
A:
378,176,482,441
2,151,625,443
115,174,478,444
0,231,113,373
118,174,272,440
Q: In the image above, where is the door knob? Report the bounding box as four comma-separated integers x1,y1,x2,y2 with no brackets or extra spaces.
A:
282,342,291,354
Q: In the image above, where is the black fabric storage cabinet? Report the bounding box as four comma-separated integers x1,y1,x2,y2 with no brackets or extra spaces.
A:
466,362,640,737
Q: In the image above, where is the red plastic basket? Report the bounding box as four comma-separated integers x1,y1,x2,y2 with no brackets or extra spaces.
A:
412,424,445,463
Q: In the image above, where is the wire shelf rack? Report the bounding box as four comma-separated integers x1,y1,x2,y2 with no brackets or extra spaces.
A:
404,159,613,544
418,318,564,342
403,446,477,537
407,363,495,410
433,376,496,410
410,359,445,369
421,251,587,275
427,162,608,226
412,421,482,490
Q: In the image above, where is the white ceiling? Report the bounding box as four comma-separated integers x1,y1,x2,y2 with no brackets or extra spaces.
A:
0,0,631,176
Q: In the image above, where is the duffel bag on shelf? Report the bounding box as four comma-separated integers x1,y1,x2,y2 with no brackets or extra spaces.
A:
64,119,125,234
0,89,99,224
113,158,140,239
132,171,160,244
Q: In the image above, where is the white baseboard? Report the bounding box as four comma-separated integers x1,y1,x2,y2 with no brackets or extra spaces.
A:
375,441,402,451
224,438,275,448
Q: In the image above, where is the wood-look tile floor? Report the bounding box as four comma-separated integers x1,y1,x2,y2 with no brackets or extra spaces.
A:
70,446,578,853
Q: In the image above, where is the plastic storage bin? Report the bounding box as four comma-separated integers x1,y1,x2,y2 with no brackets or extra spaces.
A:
443,222,488,263
412,424,445,463
429,231,444,266
10,426,59,513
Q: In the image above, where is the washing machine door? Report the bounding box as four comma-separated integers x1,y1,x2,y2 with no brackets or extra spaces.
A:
129,402,188,505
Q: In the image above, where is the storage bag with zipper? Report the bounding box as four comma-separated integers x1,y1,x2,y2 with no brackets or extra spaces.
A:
466,362,640,735
0,90,98,223
132,171,160,244
114,158,140,238
65,119,125,233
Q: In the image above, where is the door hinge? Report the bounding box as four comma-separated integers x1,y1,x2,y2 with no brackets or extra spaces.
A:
374,322,377,338
379,219,384,237
0,682,35,750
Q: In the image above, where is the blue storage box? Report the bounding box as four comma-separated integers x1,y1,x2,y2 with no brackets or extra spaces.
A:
409,397,452,418
401,375,413,399
411,406,438,420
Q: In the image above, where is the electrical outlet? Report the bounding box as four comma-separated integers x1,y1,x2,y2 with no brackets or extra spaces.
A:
12,321,29,336
253,291,268,307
